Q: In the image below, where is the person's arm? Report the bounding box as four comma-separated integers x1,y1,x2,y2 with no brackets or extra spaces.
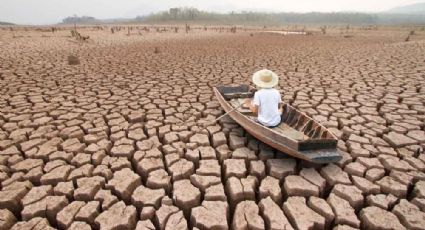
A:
277,90,283,114
251,91,260,115
250,103,259,114
244,99,258,114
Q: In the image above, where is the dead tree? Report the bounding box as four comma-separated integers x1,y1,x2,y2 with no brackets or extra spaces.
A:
71,30,89,41
320,26,327,34
68,55,80,65
154,47,160,54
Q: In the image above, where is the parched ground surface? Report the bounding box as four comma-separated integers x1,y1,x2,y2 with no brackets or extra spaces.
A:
0,27,425,230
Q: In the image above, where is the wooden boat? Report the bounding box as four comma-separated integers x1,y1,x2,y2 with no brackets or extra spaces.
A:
213,84,342,164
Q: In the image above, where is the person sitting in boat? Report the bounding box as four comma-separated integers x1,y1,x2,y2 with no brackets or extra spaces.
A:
244,69,282,128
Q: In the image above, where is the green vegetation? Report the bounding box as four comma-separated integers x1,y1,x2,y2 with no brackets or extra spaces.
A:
142,7,425,25
60,7,425,26
0,21,14,25
62,15,99,24
144,8,378,24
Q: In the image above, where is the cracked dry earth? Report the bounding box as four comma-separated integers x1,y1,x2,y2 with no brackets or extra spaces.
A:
0,28,425,230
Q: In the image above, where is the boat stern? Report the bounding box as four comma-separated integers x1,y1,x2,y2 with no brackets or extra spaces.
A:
301,148,343,164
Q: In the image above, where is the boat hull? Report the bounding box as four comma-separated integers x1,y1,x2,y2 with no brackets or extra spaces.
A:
213,86,342,164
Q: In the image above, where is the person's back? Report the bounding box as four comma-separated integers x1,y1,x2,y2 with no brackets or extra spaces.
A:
253,88,282,127
245,69,283,127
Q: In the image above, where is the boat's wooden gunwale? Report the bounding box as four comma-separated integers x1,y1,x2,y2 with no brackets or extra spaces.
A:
217,86,337,143
221,86,337,144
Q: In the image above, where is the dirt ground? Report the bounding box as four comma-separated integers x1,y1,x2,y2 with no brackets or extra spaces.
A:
0,26,425,230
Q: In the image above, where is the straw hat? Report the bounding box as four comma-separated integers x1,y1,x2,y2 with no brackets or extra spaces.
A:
252,69,279,88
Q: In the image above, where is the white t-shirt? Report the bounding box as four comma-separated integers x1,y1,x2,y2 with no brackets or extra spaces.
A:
253,88,282,127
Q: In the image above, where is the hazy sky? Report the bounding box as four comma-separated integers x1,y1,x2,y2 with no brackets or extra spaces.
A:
0,0,423,25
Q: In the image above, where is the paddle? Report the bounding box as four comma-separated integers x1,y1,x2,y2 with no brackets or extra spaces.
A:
176,102,245,132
